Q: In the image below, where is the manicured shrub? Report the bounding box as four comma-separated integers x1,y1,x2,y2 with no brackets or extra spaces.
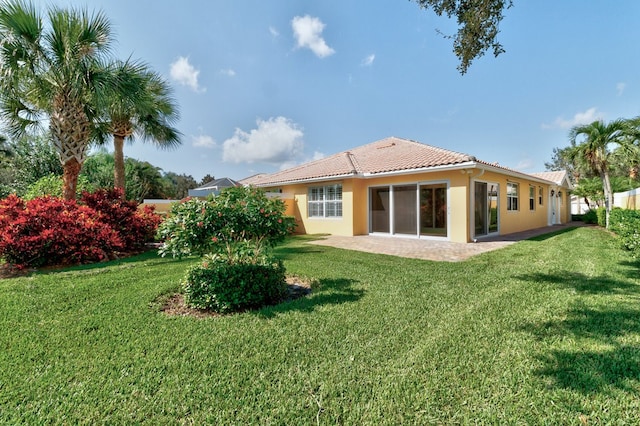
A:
0,195,122,268
81,188,162,251
157,186,296,258
609,209,640,257
596,207,607,227
182,241,287,313
582,209,598,224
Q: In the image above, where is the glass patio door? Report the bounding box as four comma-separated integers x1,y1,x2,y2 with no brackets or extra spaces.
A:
474,182,498,237
393,185,417,235
370,187,390,233
420,184,447,237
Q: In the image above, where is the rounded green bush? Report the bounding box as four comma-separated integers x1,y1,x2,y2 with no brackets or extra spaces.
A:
183,244,288,313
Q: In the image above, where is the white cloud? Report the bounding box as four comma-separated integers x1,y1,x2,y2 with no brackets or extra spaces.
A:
269,26,279,37
542,107,603,129
617,82,627,96
220,69,236,77
312,151,325,161
291,15,335,58
192,134,216,148
514,158,534,171
222,117,305,165
170,56,205,93
361,54,375,66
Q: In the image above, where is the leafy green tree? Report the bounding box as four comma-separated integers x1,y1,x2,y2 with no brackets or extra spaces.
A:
0,134,12,160
0,133,63,196
96,59,181,197
200,174,216,185
162,172,197,199
80,151,116,190
81,152,167,202
0,1,114,200
568,119,640,228
414,0,512,74
125,158,167,202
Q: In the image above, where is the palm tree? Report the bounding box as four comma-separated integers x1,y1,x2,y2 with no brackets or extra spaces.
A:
568,119,639,228
0,1,114,200
97,60,181,198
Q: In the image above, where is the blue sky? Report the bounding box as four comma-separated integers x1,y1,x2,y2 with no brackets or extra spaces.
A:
41,1,640,182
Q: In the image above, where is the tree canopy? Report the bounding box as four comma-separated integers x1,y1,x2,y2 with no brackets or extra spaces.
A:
414,0,513,74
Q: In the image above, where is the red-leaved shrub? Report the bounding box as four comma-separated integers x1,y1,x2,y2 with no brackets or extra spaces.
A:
0,190,163,269
81,189,162,251
0,195,122,268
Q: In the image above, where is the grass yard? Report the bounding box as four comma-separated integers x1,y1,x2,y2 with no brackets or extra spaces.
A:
1,227,640,424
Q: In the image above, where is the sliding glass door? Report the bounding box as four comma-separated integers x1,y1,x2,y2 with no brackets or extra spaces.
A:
393,185,417,235
370,187,390,233
420,184,447,237
474,181,498,237
369,183,448,238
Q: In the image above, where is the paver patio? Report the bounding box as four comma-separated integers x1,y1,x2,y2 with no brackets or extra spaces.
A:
308,222,586,262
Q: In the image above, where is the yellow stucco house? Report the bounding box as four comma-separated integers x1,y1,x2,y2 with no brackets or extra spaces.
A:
241,137,572,243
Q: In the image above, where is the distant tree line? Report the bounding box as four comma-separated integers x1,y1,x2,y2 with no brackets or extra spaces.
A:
0,133,205,202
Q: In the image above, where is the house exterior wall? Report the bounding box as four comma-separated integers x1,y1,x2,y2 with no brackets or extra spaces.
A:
268,168,569,243
474,171,550,236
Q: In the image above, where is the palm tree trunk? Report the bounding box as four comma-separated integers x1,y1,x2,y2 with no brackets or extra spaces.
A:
62,157,82,200
113,135,126,198
602,170,614,228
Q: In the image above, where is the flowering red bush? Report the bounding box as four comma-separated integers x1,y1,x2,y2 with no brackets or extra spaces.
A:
81,189,162,251
0,190,163,269
0,195,122,268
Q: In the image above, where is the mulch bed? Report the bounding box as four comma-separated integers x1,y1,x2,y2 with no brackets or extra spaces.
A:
159,276,314,318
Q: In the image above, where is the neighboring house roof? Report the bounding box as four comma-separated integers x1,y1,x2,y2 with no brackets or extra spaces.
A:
193,177,240,191
188,177,240,197
243,136,571,188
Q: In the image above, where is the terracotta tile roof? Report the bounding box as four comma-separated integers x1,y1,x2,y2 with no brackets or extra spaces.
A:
529,171,569,185
245,137,476,186
242,136,573,188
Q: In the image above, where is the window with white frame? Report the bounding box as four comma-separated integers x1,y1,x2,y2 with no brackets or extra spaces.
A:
538,186,543,206
507,182,519,211
529,185,535,210
308,184,342,218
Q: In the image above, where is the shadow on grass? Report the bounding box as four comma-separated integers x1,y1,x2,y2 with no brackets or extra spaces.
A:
516,271,640,295
274,245,326,260
32,250,196,277
526,226,580,242
518,270,640,393
523,305,640,393
255,277,364,319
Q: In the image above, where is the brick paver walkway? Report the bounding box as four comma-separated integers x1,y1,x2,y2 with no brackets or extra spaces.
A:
308,222,586,262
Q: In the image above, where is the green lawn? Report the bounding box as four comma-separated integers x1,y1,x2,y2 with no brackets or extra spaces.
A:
1,227,639,424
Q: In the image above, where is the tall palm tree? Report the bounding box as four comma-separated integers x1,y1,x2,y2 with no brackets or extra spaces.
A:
0,1,113,200
97,60,181,197
568,119,639,228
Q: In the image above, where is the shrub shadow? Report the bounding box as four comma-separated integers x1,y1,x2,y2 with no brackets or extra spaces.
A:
255,277,364,319
518,270,640,393
516,271,640,295
274,245,325,260
32,250,195,277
